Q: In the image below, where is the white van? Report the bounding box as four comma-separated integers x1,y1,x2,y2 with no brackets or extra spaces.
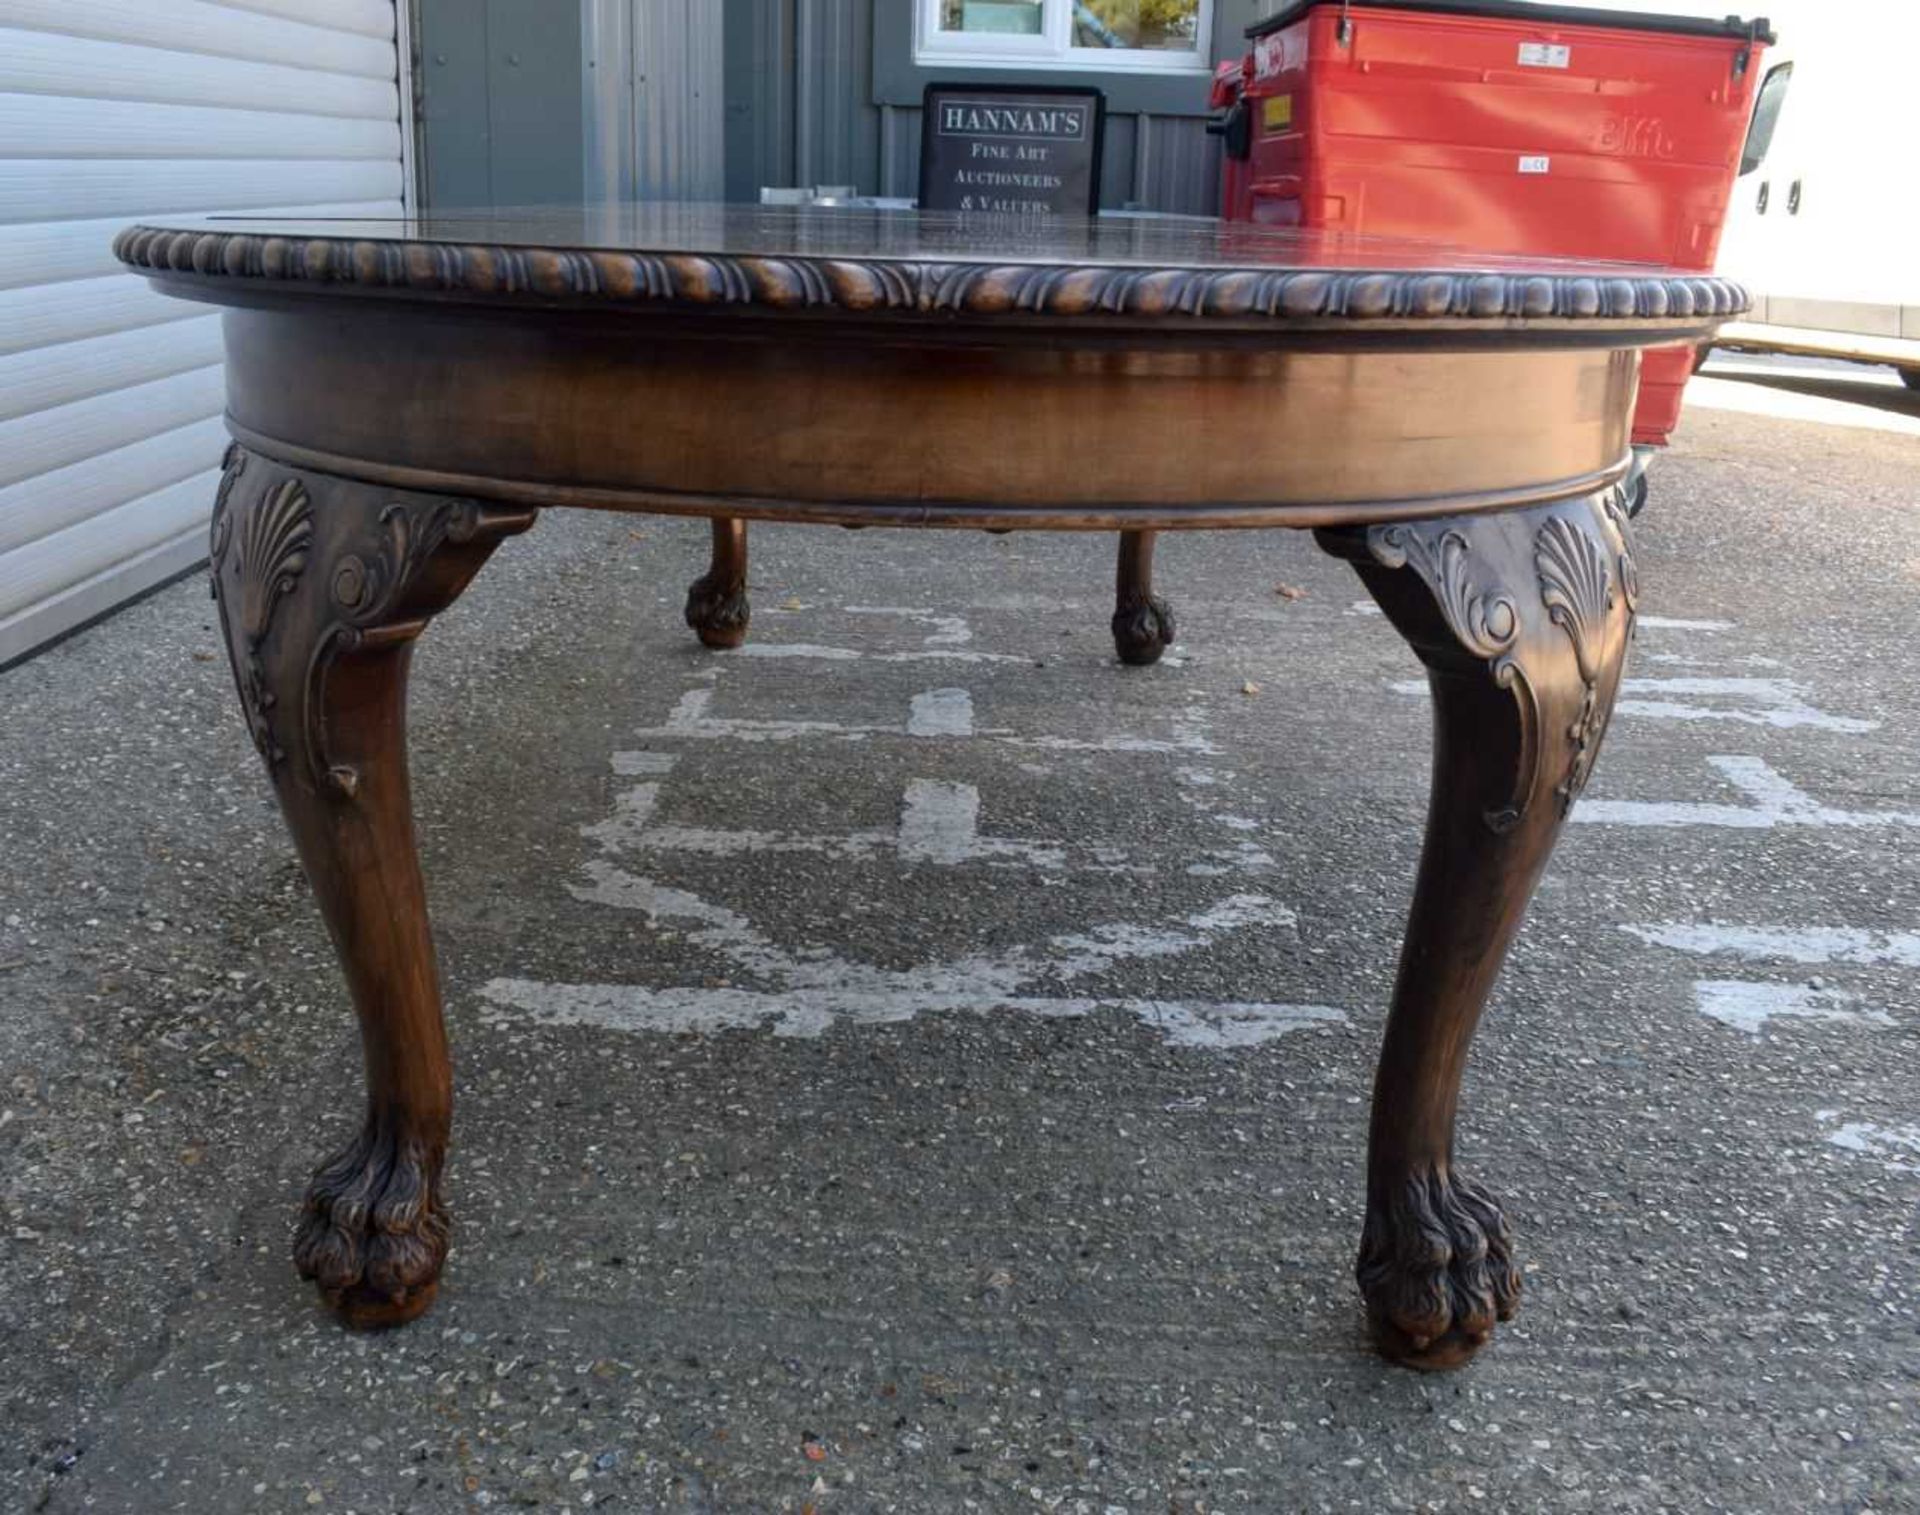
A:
1700,0,1920,386
1567,0,1917,387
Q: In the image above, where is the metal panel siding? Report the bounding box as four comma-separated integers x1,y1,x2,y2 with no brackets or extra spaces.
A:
0,418,231,559
1140,115,1222,215
1101,112,1139,209
417,0,492,206
0,368,227,491
0,518,208,668
0,200,406,289
480,0,584,204
0,480,215,667
418,0,583,208
795,0,879,191
0,317,224,421
0,1,395,78
212,0,396,37
0,94,402,159
722,0,794,201
0,30,402,117
0,1,406,666
0,157,401,220
631,0,725,200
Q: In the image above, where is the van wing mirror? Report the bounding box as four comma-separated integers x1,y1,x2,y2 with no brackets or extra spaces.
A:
1740,62,1793,177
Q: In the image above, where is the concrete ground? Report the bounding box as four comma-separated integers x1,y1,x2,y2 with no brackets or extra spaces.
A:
2,360,1918,1514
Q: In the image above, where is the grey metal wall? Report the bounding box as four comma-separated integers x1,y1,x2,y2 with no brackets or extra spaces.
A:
417,0,1267,211
418,0,584,206
584,0,726,203
724,0,885,201
724,0,1268,214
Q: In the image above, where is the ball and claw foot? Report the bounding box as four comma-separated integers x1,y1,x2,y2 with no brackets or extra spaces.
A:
1357,1168,1521,1370
684,574,750,651
293,1123,449,1329
1112,594,1175,666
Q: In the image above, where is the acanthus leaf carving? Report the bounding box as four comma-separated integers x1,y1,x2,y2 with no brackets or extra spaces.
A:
209,442,244,582
1533,516,1617,812
1367,521,1539,834
1600,486,1641,614
1368,523,1521,662
210,466,313,768
303,497,482,798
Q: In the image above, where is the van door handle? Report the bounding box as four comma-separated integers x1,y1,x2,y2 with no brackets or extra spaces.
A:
1756,180,1769,214
1788,178,1802,215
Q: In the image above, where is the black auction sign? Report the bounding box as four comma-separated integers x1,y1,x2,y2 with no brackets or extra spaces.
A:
919,83,1106,217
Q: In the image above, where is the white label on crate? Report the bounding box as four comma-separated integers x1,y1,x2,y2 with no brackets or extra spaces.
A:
1519,155,1551,174
1519,42,1572,68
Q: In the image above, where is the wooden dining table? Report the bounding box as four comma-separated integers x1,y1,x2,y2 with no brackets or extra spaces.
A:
115,204,1744,1369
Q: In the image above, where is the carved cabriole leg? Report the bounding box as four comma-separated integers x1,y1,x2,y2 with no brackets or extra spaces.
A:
1111,528,1175,666
208,444,536,1328
1316,488,1637,1369
685,516,750,649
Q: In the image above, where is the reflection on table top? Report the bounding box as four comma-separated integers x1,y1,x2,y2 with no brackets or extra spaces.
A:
129,201,1680,277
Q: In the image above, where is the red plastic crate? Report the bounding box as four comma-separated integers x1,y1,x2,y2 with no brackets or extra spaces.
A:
1224,0,1772,446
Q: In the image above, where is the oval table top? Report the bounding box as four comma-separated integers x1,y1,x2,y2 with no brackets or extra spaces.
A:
114,203,1748,335
114,204,1748,529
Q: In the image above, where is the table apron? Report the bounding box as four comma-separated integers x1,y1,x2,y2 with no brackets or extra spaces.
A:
220,307,1642,528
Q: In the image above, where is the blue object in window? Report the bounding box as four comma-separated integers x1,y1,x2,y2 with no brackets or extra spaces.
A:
1072,1,1125,48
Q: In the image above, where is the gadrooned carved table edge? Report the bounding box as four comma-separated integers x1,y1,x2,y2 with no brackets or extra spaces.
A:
113,223,1752,327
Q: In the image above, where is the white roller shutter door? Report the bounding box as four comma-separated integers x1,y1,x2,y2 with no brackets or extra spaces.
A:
0,0,409,666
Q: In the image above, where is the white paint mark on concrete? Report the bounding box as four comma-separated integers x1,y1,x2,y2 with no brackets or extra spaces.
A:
1615,678,1878,734
1137,1001,1347,1048
897,779,986,864
651,688,884,744
581,784,664,851
510,868,1339,1047
1692,980,1895,1037
1642,652,1785,670
1638,615,1734,631
1823,1118,1920,1173
1002,703,1222,757
478,978,1346,1049
617,866,1276,998
738,643,1029,665
608,821,896,861
739,643,861,661
1622,923,1920,968
1347,600,1383,618
1186,841,1277,877
509,648,1310,1048
907,688,975,738
610,751,678,776
844,606,974,645
643,688,1214,754
1389,677,1875,733
588,771,1172,873
1575,756,1920,830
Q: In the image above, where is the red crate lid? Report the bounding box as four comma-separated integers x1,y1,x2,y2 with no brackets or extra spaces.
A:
1248,1,1774,45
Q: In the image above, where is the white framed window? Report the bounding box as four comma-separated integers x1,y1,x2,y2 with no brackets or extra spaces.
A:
915,0,1214,75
